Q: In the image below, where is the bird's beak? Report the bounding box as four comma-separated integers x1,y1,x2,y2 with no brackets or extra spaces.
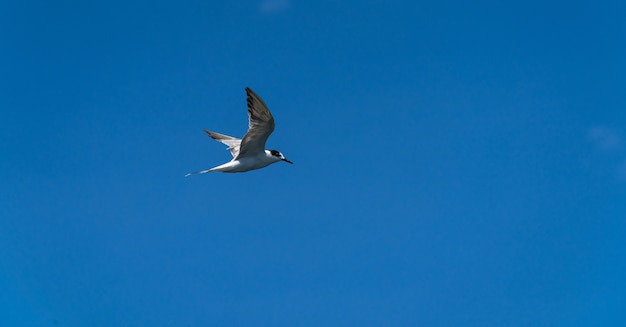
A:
282,158,293,164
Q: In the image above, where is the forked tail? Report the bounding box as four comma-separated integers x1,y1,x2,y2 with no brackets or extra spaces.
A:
185,169,214,177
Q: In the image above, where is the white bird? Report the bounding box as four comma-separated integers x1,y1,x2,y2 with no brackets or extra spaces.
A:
186,87,292,175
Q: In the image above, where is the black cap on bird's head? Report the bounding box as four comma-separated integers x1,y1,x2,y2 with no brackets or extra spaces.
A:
269,149,293,164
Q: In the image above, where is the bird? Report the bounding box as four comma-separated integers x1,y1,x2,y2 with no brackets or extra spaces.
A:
186,87,292,175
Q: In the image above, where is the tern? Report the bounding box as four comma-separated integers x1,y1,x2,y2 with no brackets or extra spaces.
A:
186,87,292,175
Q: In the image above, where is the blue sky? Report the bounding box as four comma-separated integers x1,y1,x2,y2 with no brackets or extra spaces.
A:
1,0,625,326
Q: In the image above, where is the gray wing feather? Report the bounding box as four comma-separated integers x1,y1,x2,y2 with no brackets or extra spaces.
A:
204,130,241,158
236,87,275,159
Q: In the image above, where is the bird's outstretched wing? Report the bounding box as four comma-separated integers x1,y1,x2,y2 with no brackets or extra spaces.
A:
204,130,241,158
236,87,275,159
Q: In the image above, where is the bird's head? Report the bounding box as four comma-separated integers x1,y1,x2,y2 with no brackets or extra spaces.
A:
269,149,293,164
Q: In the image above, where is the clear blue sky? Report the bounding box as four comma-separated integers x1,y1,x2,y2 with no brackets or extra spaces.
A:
1,1,625,326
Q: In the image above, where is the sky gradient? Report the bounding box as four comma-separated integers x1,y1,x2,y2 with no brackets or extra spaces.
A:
1,1,625,326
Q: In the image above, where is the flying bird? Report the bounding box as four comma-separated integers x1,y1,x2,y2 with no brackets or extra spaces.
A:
186,87,292,175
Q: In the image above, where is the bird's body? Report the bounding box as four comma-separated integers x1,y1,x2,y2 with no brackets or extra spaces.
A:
186,87,292,176
190,150,284,174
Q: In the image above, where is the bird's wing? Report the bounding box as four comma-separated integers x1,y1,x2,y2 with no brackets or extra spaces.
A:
204,130,241,158
236,87,275,159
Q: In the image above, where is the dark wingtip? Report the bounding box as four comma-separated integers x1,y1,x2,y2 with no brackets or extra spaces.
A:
203,130,219,140
246,88,255,110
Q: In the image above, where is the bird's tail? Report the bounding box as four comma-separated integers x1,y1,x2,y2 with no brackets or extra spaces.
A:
185,169,214,177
